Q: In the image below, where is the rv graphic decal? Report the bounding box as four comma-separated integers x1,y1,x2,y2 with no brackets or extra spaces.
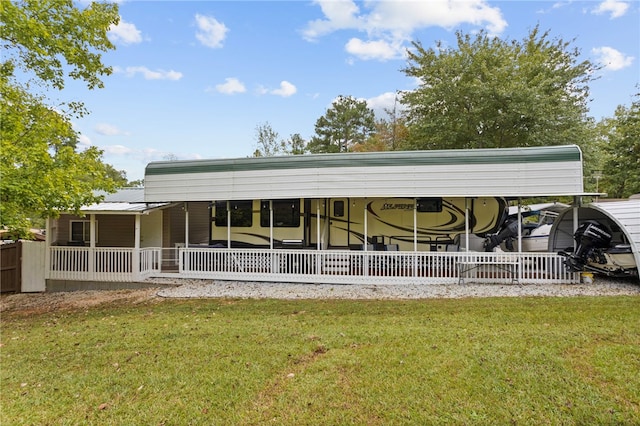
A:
211,197,507,251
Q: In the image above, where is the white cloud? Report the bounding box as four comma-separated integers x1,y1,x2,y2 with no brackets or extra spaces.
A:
77,133,92,149
303,0,507,61
195,14,228,48
104,144,134,155
592,46,634,71
108,18,143,45
211,77,246,95
269,81,297,97
116,66,183,81
303,0,363,40
345,38,401,61
95,123,128,136
366,91,405,119
592,0,629,18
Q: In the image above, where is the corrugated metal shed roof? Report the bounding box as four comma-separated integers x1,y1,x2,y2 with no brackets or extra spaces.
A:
549,199,640,280
83,188,171,214
145,145,582,175
101,187,145,203
144,145,588,202
589,199,640,253
81,202,171,214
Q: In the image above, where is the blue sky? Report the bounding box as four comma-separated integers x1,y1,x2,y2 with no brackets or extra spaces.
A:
68,0,639,181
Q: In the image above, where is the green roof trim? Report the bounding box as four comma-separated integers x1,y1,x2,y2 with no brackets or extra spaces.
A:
145,145,582,176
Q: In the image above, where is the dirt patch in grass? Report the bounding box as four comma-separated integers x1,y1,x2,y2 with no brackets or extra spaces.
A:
0,288,161,316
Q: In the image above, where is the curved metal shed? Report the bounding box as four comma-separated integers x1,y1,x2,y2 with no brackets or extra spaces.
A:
548,199,640,281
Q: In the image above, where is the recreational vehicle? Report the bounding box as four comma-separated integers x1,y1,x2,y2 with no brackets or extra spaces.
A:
210,196,508,251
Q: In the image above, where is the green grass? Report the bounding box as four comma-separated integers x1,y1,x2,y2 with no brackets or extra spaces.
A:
2,295,639,425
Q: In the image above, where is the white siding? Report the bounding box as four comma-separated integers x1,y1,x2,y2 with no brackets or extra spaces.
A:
145,161,584,202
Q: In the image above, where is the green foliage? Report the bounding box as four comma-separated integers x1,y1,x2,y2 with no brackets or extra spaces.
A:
597,93,640,198
103,163,130,188
400,26,597,150
287,133,307,155
0,0,120,232
253,122,285,157
2,296,639,424
308,95,376,153
0,81,116,227
1,0,119,91
253,122,307,157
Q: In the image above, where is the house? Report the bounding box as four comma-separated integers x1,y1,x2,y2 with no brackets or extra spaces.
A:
46,145,594,289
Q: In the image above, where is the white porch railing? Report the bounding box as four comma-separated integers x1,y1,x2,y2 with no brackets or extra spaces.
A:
178,248,579,285
48,247,579,285
48,247,161,282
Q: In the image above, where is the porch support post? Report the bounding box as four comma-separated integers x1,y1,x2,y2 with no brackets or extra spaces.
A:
572,196,580,234
413,199,417,252
464,199,470,252
316,200,321,275
316,201,321,251
44,217,51,279
517,198,523,283
413,199,418,277
517,198,522,252
226,201,231,248
89,214,96,279
183,202,189,272
363,200,369,277
184,202,189,247
269,200,274,249
89,214,96,248
364,201,368,251
134,214,141,281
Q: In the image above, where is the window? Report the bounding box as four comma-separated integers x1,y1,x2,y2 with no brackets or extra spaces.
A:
70,220,96,242
214,201,253,227
260,199,300,227
416,198,443,213
333,200,345,217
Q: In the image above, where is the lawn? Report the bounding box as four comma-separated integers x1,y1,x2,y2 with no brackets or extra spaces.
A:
1,295,639,425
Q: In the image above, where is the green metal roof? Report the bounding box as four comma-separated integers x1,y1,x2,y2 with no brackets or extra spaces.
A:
145,145,582,176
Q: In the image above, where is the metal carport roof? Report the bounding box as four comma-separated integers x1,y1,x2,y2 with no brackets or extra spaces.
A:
548,199,640,281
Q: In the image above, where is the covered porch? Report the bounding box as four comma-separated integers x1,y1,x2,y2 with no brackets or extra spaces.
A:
46,146,590,287
46,246,578,285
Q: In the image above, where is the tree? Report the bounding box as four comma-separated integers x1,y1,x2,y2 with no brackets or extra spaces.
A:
252,122,307,157
103,164,129,188
353,117,410,152
356,100,411,152
400,26,597,150
1,0,118,92
253,122,284,157
597,93,640,198
286,133,307,155
307,95,376,153
0,0,120,233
